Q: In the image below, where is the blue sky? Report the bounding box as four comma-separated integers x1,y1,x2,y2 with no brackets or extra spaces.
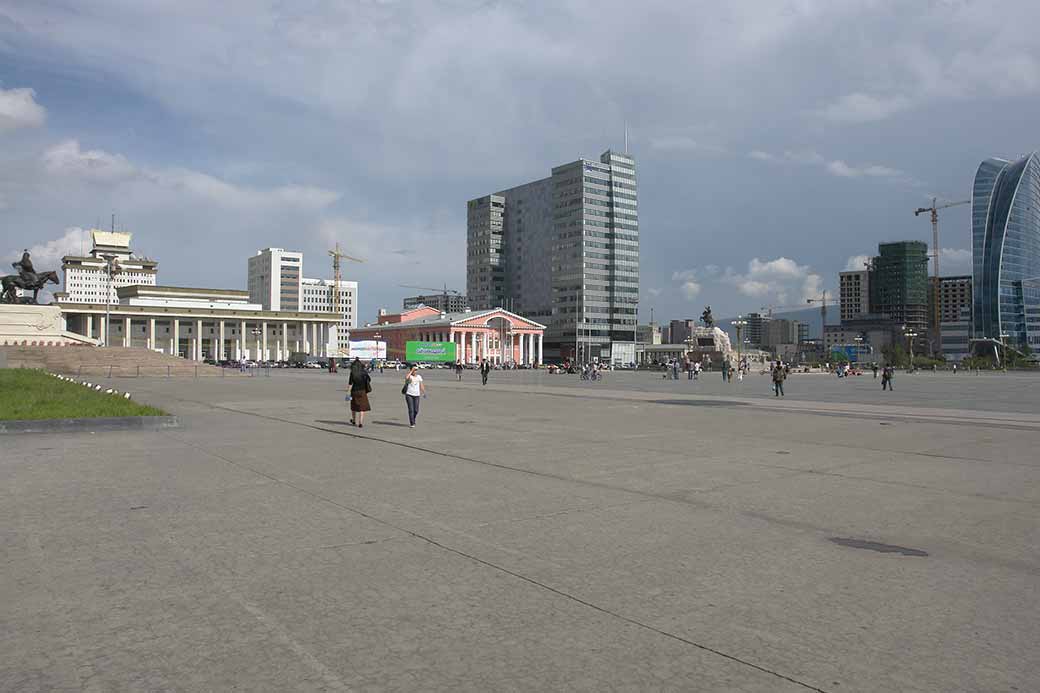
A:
2,0,1038,322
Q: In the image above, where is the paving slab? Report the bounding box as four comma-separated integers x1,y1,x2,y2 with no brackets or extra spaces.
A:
2,368,1038,691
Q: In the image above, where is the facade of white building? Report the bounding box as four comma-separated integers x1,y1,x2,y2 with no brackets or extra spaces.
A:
60,230,158,304
247,247,303,311
301,277,358,356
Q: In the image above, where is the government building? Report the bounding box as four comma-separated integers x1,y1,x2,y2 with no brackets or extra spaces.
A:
53,234,349,361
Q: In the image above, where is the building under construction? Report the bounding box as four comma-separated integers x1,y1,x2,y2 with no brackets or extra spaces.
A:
868,241,929,333
402,293,470,313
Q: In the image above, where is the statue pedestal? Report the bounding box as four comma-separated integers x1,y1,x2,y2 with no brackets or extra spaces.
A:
0,304,96,347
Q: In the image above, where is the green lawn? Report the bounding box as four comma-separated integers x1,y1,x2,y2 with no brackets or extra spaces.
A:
0,369,167,421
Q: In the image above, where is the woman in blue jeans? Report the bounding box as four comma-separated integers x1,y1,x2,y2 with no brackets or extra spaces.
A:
403,364,426,427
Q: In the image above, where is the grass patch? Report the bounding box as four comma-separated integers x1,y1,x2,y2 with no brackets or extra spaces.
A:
0,369,166,421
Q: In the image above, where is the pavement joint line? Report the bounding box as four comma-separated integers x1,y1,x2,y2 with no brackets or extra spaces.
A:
144,389,1040,575
458,381,1040,430
162,427,833,693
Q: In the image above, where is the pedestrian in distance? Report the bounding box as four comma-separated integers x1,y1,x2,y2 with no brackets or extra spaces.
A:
480,358,491,386
772,361,786,397
403,363,425,427
872,363,879,379
881,365,894,391
455,360,464,381
347,358,372,428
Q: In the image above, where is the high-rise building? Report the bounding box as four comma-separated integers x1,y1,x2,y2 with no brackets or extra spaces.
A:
868,241,929,332
763,319,801,349
797,322,810,344
636,322,662,345
403,293,469,313
745,312,771,347
248,248,303,311
60,230,158,304
972,152,1040,351
936,276,972,324
300,278,358,356
839,270,870,322
668,319,696,346
467,149,639,364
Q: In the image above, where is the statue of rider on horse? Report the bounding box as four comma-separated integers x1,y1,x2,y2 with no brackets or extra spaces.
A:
1,250,59,304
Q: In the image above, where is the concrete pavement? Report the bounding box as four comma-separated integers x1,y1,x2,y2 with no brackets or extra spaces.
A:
2,369,1038,691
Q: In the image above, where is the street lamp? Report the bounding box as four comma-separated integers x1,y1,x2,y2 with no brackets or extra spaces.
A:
100,254,121,347
904,328,918,371
731,315,748,370
853,335,864,365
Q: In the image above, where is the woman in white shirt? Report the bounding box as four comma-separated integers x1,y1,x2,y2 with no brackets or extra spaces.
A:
403,364,426,427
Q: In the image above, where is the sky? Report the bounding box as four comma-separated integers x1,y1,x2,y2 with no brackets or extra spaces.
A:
1,0,1038,323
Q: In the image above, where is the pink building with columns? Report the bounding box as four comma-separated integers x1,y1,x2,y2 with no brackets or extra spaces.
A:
350,306,546,365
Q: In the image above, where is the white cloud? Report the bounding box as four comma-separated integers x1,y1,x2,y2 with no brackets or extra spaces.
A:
748,150,775,162
940,247,972,273
13,226,90,269
826,159,905,179
720,257,824,306
816,93,912,123
650,136,724,154
41,139,339,210
647,287,662,297
679,281,701,300
43,139,138,182
0,87,46,132
751,146,909,182
844,255,871,271
670,269,703,301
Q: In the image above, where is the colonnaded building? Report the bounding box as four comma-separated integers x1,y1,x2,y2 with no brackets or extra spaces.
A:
972,152,1040,353
467,149,639,365
53,232,350,361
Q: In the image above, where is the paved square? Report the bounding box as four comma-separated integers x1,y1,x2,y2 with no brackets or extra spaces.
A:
3,369,1038,692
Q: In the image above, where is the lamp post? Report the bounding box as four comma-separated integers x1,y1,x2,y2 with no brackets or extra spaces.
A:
853,335,864,365
904,328,917,371
731,316,748,371
101,254,121,347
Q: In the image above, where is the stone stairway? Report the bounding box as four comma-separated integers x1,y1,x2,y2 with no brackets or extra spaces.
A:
0,345,232,377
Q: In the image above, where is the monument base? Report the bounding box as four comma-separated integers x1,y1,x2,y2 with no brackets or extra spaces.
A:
0,304,97,347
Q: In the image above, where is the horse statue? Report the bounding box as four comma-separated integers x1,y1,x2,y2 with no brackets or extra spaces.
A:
1,270,60,304
701,305,715,328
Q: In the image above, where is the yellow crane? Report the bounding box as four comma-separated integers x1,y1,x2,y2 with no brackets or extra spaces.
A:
914,197,970,353
328,243,365,364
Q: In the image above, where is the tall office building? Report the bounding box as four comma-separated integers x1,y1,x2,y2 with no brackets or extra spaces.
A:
763,319,802,349
972,152,1040,350
248,248,302,311
668,319,696,346
839,270,870,322
745,312,771,347
301,277,358,355
467,149,639,364
868,241,929,332
60,230,158,304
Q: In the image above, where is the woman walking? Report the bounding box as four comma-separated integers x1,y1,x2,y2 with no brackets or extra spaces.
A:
403,364,425,428
348,358,372,428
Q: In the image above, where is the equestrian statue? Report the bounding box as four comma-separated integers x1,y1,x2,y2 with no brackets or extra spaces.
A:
1,250,59,304
701,305,715,328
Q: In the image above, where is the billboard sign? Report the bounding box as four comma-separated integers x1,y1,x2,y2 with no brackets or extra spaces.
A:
405,341,457,363
349,340,387,360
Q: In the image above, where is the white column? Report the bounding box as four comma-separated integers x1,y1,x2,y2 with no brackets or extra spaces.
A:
172,319,179,357
147,318,155,351
518,331,525,364
240,320,247,360
482,331,488,360
261,321,268,362
537,333,543,364
528,333,535,365
195,319,203,360
311,323,318,356
123,317,131,347
282,322,289,361
218,320,225,360
85,314,94,341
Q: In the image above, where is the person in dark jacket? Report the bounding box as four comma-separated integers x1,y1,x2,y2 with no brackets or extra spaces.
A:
348,358,372,427
480,359,491,386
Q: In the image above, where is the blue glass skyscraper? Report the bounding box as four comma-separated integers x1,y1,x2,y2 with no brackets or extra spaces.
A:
972,152,1040,351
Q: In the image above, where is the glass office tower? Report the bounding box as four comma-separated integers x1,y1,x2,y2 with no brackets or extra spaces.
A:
972,152,1040,351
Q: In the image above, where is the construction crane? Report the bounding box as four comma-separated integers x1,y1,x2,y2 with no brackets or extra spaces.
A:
914,197,970,354
806,291,835,339
328,243,365,366
399,283,462,311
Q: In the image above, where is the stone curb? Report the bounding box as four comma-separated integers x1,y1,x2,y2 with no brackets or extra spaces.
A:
0,415,180,434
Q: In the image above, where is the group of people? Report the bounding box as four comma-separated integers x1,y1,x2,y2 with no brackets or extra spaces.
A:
346,357,503,428
346,357,426,429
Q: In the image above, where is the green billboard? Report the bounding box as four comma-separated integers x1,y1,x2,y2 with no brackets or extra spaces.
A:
405,341,457,363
